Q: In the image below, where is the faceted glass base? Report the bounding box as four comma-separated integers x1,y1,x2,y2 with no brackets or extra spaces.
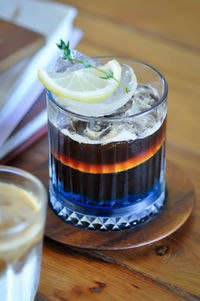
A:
49,182,165,231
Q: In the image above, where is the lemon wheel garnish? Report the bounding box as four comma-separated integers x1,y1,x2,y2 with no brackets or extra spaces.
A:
38,60,122,103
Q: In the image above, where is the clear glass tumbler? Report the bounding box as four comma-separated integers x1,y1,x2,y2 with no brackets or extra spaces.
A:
0,166,47,301
47,57,168,231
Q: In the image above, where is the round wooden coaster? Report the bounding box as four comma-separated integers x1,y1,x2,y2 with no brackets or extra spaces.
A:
45,161,195,250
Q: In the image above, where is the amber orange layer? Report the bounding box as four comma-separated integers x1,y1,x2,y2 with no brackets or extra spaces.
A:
53,135,165,174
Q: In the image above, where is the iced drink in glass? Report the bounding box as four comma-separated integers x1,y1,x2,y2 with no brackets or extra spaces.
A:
0,166,47,300
45,56,167,231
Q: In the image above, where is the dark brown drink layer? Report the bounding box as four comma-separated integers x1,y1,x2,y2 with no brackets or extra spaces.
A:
49,118,166,202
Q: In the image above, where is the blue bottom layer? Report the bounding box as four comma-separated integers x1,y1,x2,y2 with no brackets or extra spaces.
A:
49,181,166,231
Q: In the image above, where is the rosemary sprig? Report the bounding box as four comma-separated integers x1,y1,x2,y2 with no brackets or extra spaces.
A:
57,39,130,93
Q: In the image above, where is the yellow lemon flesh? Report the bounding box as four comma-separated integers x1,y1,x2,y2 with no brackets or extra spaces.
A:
38,59,122,103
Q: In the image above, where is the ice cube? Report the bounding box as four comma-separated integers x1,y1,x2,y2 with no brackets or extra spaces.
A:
108,99,133,117
72,120,87,135
53,50,102,73
134,84,159,106
84,121,113,140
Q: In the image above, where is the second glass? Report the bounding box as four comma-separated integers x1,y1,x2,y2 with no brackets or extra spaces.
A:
0,166,47,301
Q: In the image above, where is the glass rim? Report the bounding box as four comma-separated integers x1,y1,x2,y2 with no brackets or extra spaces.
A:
47,56,168,121
0,165,47,236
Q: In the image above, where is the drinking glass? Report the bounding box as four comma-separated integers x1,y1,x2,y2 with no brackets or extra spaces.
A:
47,57,168,231
0,166,47,301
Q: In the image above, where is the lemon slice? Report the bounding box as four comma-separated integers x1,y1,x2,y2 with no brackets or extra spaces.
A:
38,59,122,103
55,63,138,117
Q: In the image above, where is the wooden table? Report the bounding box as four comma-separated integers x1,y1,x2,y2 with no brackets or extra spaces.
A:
10,1,200,300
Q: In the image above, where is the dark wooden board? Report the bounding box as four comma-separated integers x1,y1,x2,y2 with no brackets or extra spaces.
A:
44,161,194,250
0,18,45,72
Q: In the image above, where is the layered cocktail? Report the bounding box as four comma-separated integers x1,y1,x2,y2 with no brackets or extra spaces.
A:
39,47,167,231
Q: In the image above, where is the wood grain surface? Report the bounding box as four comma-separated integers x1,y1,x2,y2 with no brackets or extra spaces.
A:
7,0,200,300
45,160,194,250
0,18,45,72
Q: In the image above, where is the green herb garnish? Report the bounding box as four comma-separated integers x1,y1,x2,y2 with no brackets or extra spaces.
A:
57,39,130,93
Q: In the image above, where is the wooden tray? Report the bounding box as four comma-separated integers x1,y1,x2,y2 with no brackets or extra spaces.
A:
45,161,195,250
0,18,45,72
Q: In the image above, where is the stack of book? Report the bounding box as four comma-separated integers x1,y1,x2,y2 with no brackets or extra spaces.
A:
0,0,82,164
